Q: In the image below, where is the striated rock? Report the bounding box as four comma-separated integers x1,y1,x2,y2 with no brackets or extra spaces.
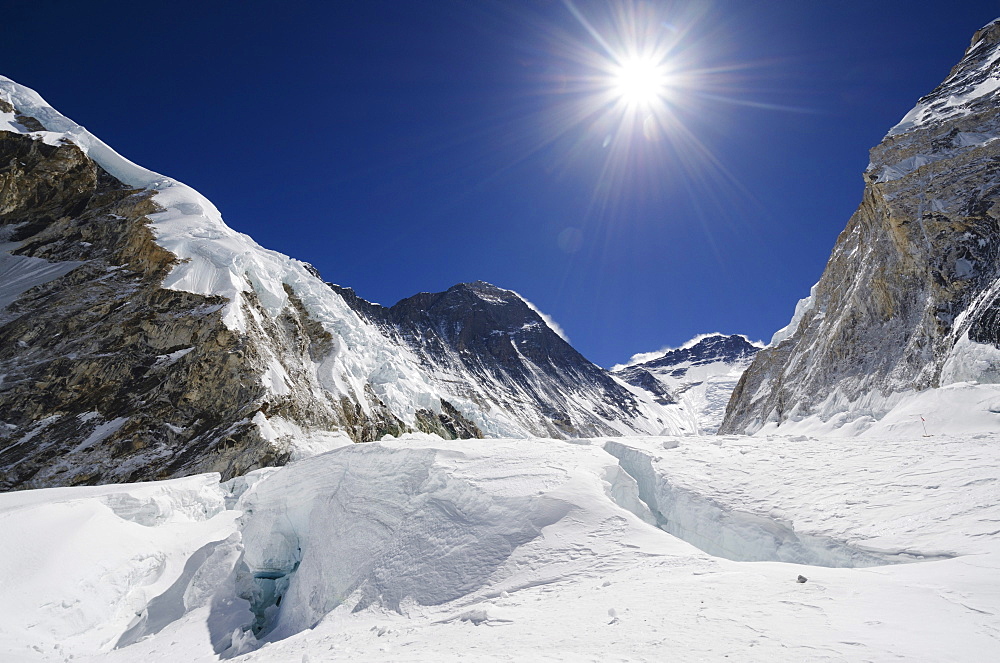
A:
721,20,1000,434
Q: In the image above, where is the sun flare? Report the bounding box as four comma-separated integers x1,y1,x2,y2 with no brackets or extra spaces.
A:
530,0,752,213
611,56,671,108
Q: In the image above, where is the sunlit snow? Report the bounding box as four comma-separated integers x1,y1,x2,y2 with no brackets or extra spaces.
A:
2,433,998,661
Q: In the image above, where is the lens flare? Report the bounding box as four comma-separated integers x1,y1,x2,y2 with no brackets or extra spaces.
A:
611,56,671,108
521,0,765,225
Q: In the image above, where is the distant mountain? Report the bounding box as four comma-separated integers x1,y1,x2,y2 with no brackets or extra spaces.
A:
612,334,761,434
721,20,1000,435
0,76,683,490
332,280,688,439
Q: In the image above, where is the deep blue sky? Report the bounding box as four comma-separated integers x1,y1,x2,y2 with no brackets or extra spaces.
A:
4,1,998,367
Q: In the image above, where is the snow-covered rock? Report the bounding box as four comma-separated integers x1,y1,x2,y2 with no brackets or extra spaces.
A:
335,281,683,438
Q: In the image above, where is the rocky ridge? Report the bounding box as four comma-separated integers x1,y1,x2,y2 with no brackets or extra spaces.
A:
721,20,1000,434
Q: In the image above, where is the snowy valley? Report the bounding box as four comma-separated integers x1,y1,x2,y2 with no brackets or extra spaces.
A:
4,432,999,662
3,15,1000,663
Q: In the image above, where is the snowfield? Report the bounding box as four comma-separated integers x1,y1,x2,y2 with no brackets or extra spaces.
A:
4,432,999,662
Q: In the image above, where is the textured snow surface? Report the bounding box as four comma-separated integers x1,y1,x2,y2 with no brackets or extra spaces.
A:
753,381,1000,439
4,433,999,662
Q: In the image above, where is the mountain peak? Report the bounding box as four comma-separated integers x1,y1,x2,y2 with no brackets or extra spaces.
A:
971,18,1000,50
612,333,761,434
615,333,762,371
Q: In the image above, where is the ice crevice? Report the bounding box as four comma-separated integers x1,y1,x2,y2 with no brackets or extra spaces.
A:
601,440,950,568
212,443,568,651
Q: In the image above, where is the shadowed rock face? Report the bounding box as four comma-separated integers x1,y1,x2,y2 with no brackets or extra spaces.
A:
721,21,1000,434
333,281,656,438
0,128,268,488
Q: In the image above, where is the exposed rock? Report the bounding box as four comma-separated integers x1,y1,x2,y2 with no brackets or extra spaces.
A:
721,20,1000,434
415,399,484,440
614,367,677,406
0,105,430,489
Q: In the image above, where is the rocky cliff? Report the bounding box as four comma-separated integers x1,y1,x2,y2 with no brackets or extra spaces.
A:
0,94,411,490
0,76,681,490
721,20,1000,434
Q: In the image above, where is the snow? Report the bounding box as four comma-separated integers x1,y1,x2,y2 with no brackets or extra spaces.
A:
0,473,238,660
4,432,999,661
0,226,84,312
151,347,193,368
611,334,763,434
769,282,818,347
942,333,1000,385
512,291,570,342
751,380,1000,439
251,413,354,461
887,33,1000,138
71,417,128,453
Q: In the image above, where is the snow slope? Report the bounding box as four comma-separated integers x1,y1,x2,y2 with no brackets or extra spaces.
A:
4,432,998,662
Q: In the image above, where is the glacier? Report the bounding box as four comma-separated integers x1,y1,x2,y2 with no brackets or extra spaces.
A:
2,433,998,661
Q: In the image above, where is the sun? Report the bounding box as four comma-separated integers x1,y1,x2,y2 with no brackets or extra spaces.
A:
526,0,755,211
610,56,671,109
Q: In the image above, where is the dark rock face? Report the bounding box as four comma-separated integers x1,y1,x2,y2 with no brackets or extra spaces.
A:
332,281,658,438
613,367,677,405
0,131,271,488
720,21,1000,434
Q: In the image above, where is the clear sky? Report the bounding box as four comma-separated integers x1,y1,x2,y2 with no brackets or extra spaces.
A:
4,1,998,367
